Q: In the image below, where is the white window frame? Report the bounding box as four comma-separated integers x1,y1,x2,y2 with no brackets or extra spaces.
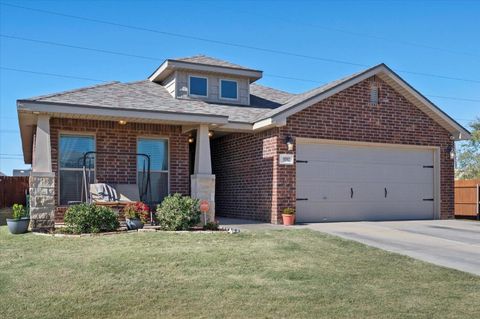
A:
136,137,170,203
58,132,96,205
188,75,208,98
219,78,239,101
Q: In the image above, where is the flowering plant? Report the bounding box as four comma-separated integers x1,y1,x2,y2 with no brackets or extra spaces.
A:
124,202,150,224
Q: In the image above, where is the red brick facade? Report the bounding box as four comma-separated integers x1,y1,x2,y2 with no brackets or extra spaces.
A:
212,77,454,223
50,118,190,207
212,130,280,222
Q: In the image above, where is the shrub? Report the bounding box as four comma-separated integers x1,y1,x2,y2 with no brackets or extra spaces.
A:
203,220,220,231
283,207,295,215
123,202,150,224
64,203,119,234
12,204,27,220
156,194,200,231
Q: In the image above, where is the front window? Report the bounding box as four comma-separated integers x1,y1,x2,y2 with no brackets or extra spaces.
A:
137,138,169,206
189,76,208,97
59,135,95,205
220,79,238,100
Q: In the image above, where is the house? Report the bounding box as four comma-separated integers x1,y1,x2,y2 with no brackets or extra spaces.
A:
12,169,31,177
17,55,470,230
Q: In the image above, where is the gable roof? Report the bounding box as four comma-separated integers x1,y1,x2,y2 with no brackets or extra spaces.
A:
18,61,470,141
259,63,471,139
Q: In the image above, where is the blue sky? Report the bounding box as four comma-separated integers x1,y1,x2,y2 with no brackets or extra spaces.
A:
1,0,479,175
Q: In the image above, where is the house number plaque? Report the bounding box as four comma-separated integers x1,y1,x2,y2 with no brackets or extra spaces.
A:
279,154,294,165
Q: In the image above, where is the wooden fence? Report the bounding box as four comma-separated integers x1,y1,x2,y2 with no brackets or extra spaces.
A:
454,179,480,219
0,176,29,208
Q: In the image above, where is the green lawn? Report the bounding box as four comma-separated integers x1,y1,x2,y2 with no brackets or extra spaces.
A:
0,227,479,319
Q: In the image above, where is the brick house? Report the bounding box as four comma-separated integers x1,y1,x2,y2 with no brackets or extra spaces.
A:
17,55,470,229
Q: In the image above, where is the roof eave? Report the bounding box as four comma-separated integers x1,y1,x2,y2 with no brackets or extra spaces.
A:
148,59,263,83
17,100,230,125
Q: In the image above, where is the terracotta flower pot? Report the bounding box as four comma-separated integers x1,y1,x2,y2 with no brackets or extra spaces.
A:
282,214,295,226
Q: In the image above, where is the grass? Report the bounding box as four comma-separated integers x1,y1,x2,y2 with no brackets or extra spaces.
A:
0,227,479,318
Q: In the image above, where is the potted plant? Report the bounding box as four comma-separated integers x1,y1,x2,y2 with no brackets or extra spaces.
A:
123,202,149,230
7,203,30,234
282,207,295,226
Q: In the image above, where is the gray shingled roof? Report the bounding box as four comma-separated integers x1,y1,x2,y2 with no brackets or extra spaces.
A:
257,70,364,121
173,55,258,71
23,60,376,124
25,80,294,123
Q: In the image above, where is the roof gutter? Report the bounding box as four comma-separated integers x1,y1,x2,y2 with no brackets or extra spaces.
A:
17,100,229,125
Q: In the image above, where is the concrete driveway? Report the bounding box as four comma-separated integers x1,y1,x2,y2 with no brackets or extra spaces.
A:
302,220,480,276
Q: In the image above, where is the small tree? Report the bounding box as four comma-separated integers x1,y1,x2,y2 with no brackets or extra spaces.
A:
456,118,480,179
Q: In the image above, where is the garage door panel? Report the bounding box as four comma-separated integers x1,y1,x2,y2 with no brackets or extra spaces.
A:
296,201,434,222
297,144,433,165
298,162,432,184
296,142,435,222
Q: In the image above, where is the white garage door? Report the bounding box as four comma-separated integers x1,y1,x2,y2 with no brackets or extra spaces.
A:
296,142,435,223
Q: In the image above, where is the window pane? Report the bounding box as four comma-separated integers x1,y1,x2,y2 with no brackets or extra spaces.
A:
221,80,237,99
189,76,207,96
59,135,95,169
137,139,168,171
138,172,168,205
137,138,169,205
60,170,95,205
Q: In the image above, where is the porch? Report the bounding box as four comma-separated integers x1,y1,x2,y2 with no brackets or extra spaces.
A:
27,116,217,229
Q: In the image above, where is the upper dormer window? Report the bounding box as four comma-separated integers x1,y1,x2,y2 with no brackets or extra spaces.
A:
189,76,208,97
220,79,238,100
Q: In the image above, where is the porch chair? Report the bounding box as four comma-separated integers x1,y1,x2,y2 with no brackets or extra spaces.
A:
89,183,140,209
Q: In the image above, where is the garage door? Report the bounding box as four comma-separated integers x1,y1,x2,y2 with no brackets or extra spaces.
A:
296,142,435,222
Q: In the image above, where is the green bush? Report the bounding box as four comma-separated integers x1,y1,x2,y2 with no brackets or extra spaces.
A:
12,204,27,220
156,194,200,231
64,203,119,234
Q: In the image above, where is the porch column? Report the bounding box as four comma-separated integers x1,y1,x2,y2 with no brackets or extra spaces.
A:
30,115,55,230
190,124,215,223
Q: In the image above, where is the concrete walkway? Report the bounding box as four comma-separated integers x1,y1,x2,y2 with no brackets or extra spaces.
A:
219,217,480,276
301,220,480,276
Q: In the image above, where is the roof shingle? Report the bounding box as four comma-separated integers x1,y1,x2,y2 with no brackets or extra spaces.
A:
26,80,294,123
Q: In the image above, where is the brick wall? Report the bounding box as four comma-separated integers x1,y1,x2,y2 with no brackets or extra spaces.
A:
213,76,454,223
212,130,280,222
50,118,190,206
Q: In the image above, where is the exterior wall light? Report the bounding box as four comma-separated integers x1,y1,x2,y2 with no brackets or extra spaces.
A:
188,137,194,144
118,120,127,125
447,145,455,160
285,135,294,151
208,131,214,138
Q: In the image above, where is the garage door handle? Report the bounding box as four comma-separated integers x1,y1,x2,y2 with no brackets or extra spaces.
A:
384,187,388,198
296,198,308,201
350,188,354,198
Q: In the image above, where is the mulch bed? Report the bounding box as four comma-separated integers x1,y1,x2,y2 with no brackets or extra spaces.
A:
31,225,239,238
